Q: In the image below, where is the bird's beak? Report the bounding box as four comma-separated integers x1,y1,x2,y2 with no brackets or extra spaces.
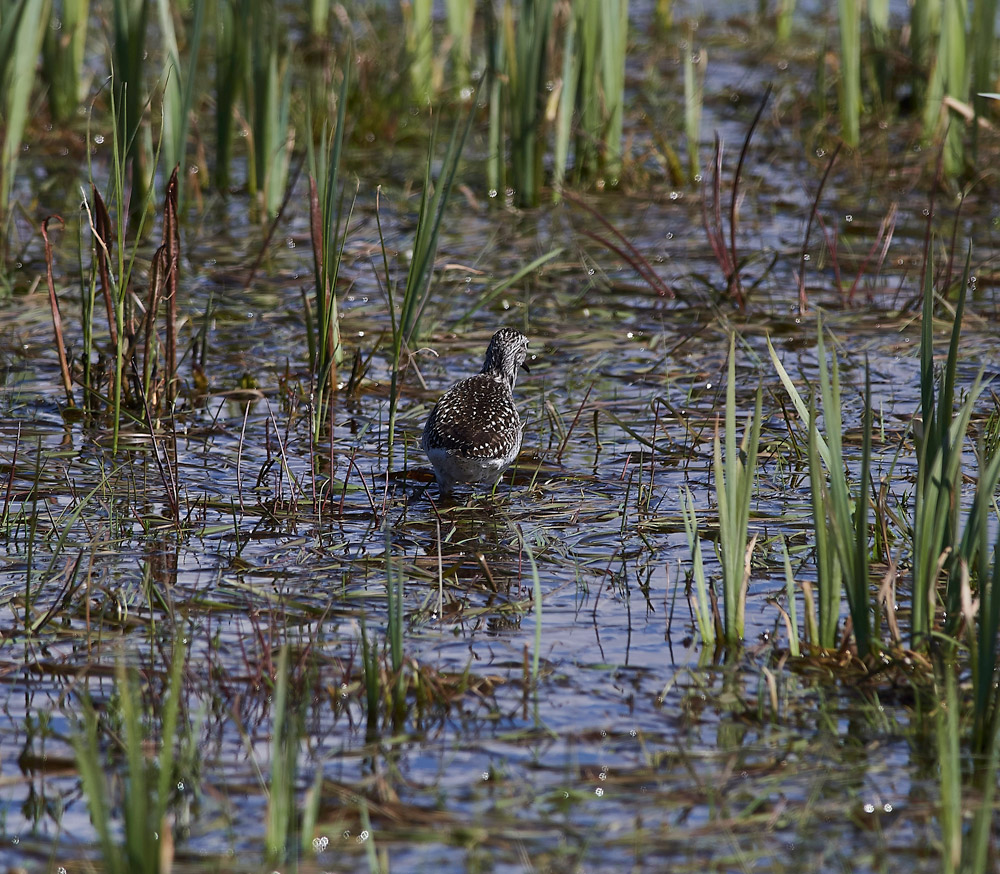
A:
521,360,531,374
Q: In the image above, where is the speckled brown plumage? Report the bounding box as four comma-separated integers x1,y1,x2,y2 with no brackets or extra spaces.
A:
421,329,530,494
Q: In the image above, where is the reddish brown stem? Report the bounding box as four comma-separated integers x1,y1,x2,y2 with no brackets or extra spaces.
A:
42,216,74,406
797,141,842,315
92,186,118,350
163,166,180,402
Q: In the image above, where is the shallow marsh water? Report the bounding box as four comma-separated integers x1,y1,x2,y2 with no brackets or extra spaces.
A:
2,3,1000,873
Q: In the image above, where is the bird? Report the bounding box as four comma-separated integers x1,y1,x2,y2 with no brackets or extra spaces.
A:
421,328,530,496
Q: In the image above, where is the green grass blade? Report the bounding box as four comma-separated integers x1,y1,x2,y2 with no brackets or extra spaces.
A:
1,0,46,211
780,538,800,657
681,486,714,648
72,703,124,874
715,334,761,644
683,28,704,181
599,0,627,181
837,0,861,146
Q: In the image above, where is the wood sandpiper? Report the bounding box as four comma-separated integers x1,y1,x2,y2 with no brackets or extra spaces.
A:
421,328,530,495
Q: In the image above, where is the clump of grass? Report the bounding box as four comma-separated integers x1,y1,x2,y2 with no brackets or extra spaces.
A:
72,642,186,874
306,61,352,440
246,0,295,219
554,0,628,189
0,0,46,231
920,0,967,177
157,0,206,210
213,0,246,192
713,334,762,646
496,0,553,207
911,252,1000,649
768,327,874,658
111,0,153,214
59,130,181,453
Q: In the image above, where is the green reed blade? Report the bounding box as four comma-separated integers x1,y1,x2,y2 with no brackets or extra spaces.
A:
405,0,434,102
266,645,294,862
936,662,962,874
360,616,381,737
111,0,151,209
578,0,600,177
768,335,834,471
445,0,475,88
941,0,966,175
807,392,841,650
214,0,246,190
0,0,45,212
970,0,998,124
158,0,206,206
837,0,861,146
454,248,562,326
910,0,940,108
72,702,125,874
867,0,889,107
485,1,506,196
683,31,704,182
552,4,577,194
599,0,627,181
780,538,800,656
681,486,715,648
309,0,330,36
41,0,90,123
776,0,796,42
